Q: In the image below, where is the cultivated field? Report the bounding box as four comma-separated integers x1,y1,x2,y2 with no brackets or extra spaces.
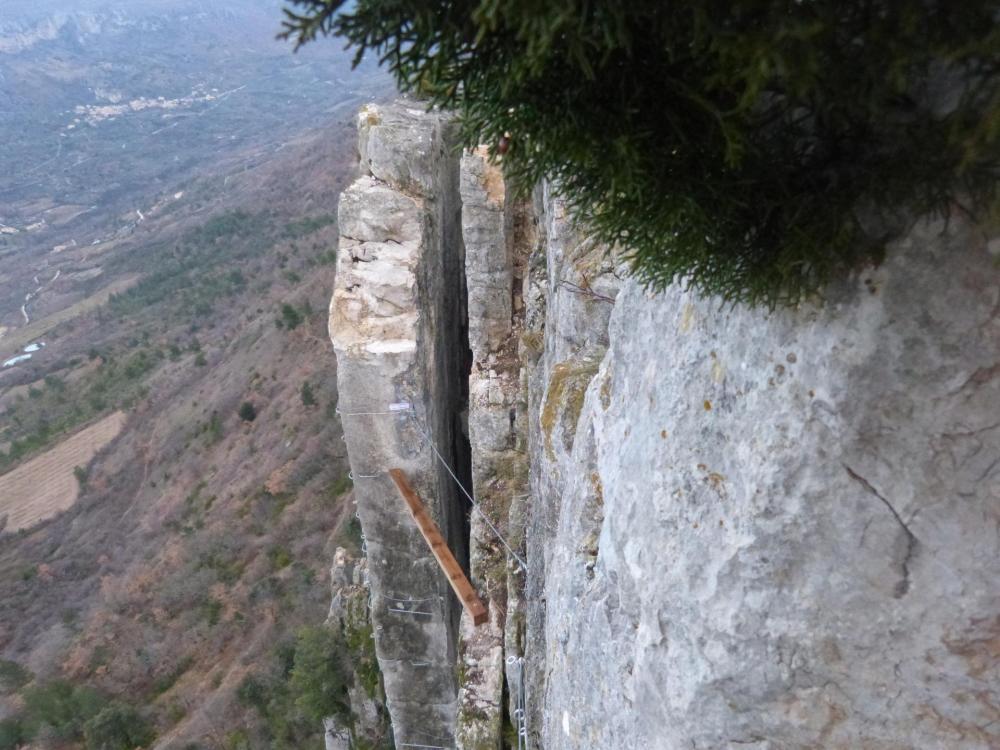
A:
0,411,126,532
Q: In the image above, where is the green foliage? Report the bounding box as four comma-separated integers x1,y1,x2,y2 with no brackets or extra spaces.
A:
238,401,258,422
268,545,294,571
0,344,162,472
0,719,25,750
166,701,187,724
234,632,340,750
300,381,317,407
197,549,245,585
74,465,89,490
0,659,31,694
236,674,270,712
122,350,156,380
327,474,354,499
202,411,224,445
333,513,362,556
20,680,105,741
282,214,337,239
278,303,304,330
344,620,379,700
200,597,224,626
289,626,351,723
152,656,195,696
283,0,999,306
224,729,252,750
82,703,155,750
107,211,261,324
165,481,216,535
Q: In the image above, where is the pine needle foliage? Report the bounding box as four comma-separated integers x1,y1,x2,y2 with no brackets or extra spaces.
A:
282,1,999,306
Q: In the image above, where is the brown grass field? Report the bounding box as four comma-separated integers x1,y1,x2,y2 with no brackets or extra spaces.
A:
0,411,126,532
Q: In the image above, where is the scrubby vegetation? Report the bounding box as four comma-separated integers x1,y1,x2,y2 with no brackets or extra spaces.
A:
238,401,258,422
282,214,337,240
234,627,350,750
106,211,264,325
0,659,31,694
283,0,999,305
289,626,351,723
0,193,353,747
300,381,317,407
0,209,335,470
0,67,367,749
0,346,156,472
277,303,305,330
0,678,152,750
83,703,156,750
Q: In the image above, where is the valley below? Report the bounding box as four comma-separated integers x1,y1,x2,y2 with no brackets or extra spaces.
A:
0,2,391,747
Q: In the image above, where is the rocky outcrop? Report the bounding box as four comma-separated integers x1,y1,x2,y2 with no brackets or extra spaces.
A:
527,208,1000,748
329,102,471,748
520,184,622,749
323,546,391,750
454,148,532,749
330,99,999,750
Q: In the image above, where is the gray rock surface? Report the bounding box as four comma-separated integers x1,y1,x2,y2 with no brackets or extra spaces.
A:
532,211,1000,749
455,576,506,750
521,184,622,748
324,546,391,749
456,147,531,749
330,102,469,748
323,718,350,750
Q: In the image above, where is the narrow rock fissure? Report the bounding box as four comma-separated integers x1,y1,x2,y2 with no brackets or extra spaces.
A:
438,161,474,581
449,287,474,579
843,464,919,598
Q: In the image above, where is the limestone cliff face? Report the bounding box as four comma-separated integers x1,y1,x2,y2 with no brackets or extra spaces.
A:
330,102,470,748
331,100,1000,750
454,148,532,749
526,208,1000,749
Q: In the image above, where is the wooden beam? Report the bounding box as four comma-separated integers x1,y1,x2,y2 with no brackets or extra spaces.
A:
388,468,488,626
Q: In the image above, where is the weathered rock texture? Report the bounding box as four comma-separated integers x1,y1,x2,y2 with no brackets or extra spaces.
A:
329,102,471,748
527,207,1000,749
455,148,532,749
521,184,622,749
323,546,391,750
330,100,999,750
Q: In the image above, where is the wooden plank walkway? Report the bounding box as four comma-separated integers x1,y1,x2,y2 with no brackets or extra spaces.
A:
389,468,489,626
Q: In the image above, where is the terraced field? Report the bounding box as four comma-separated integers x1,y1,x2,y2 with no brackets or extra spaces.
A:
0,410,126,532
